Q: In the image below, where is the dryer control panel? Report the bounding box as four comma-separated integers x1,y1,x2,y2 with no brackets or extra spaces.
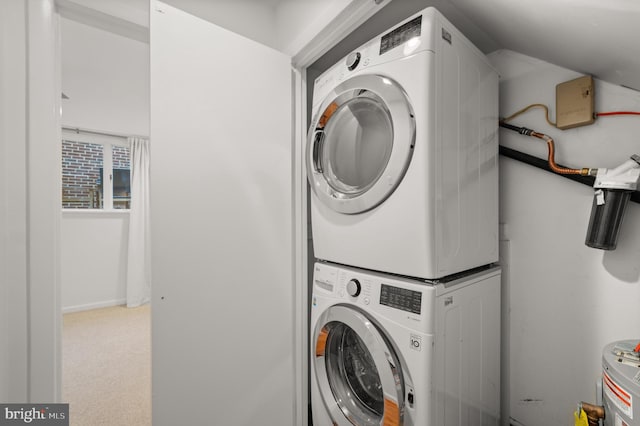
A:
380,15,422,55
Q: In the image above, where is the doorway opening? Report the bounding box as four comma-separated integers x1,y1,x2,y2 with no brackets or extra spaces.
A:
58,2,151,425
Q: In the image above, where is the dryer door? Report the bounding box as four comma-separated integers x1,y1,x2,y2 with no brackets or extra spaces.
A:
313,305,405,426
307,74,415,214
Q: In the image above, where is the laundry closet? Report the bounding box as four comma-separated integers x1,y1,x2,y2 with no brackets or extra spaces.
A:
149,1,640,424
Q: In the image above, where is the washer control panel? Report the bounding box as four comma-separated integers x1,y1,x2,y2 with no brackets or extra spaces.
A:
313,262,434,330
380,284,422,314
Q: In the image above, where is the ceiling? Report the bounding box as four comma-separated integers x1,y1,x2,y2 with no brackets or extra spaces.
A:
312,0,640,92
57,0,640,91
449,0,640,92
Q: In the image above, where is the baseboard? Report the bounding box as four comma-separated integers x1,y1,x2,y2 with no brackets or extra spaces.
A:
62,298,126,314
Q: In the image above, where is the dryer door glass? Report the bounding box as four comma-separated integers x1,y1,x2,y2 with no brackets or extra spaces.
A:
314,306,404,426
322,94,392,196
307,74,415,214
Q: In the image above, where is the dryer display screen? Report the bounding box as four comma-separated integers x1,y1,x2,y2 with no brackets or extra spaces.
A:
380,284,422,314
380,15,422,55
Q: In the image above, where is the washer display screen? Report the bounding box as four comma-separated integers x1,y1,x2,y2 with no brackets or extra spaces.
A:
380,284,422,314
380,15,422,55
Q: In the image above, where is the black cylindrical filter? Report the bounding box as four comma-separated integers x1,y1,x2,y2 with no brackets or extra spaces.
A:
585,189,632,250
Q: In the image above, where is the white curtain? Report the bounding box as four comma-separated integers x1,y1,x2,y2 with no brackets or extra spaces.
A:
126,137,151,307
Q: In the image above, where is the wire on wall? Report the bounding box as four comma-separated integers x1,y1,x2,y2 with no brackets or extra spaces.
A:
502,104,640,130
501,103,557,127
595,111,640,117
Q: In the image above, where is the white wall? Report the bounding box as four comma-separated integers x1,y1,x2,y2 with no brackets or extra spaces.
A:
60,0,149,28
61,213,129,312
160,0,278,50
61,17,149,136
491,50,640,426
275,0,351,55
160,0,369,57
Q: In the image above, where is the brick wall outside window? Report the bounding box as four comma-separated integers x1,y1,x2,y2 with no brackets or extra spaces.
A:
62,140,103,208
113,145,130,170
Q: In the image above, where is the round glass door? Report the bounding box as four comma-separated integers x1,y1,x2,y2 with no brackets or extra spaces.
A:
307,74,415,214
322,94,393,196
314,306,404,426
326,323,385,423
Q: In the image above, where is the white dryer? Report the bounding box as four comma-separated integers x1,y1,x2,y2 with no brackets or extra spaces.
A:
307,8,499,279
310,262,501,425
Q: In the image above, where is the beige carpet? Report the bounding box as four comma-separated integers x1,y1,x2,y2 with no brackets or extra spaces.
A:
63,305,151,426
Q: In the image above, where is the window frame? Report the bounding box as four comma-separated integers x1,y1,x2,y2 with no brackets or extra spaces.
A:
61,129,131,212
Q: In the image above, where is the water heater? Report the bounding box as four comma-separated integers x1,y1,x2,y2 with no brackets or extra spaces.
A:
602,340,640,426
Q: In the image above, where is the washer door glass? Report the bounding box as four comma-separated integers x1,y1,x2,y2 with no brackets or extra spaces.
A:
326,323,384,423
308,74,415,214
314,306,404,426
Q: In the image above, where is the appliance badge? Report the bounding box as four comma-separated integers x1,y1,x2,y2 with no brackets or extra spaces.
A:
410,334,422,351
441,28,452,44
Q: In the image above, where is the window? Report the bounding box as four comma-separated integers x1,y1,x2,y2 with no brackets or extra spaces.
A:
61,131,131,210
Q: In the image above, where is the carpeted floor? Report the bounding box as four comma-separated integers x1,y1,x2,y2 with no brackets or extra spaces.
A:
63,305,151,426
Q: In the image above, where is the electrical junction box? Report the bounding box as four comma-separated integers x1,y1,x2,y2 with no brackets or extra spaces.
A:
556,75,595,129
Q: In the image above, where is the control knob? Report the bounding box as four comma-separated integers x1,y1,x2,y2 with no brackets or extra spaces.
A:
346,279,361,297
346,52,361,71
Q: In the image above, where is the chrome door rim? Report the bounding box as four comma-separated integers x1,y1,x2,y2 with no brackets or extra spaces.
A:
307,74,415,214
313,305,404,426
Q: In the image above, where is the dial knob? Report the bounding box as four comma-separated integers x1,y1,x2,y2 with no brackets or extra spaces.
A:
346,279,361,297
346,52,361,71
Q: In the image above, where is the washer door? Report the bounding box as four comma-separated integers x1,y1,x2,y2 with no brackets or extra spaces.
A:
307,74,415,214
313,305,405,426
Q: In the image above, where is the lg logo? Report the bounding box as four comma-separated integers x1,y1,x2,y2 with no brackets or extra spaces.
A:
410,335,422,351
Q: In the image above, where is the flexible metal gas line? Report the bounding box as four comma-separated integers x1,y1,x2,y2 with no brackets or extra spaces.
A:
499,121,597,176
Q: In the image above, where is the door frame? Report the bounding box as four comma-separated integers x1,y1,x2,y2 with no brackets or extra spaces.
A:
1,0,62,402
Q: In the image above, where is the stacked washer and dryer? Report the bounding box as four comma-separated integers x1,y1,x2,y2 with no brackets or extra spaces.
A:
307,8,500,426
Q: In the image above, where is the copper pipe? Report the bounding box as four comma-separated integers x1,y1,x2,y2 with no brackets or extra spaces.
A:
530,131,591,176
581,402,605,426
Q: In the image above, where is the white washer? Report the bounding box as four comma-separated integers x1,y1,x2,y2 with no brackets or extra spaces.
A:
307,8,499,279
310,262,501,426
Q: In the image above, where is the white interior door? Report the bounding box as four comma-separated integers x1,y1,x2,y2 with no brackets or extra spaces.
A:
150,3,295,425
